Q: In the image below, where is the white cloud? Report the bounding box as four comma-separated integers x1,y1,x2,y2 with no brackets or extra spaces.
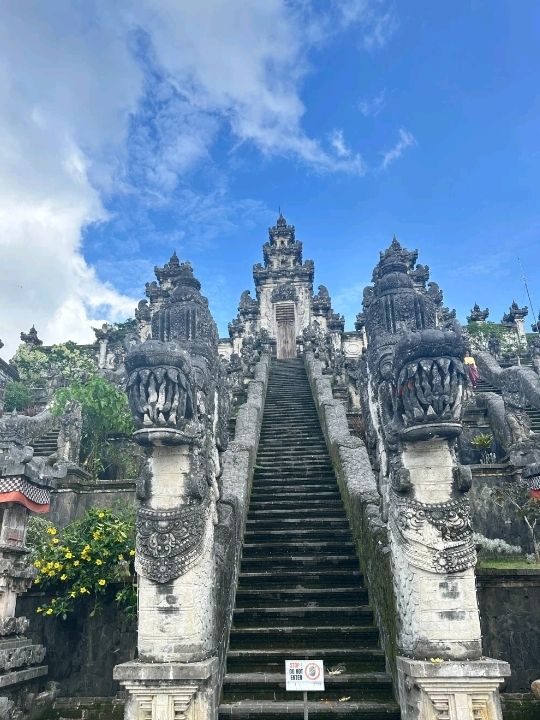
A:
362,9,398,51
0,0,382,357
359,89,386,117
329,129,351,158
380,128,416,170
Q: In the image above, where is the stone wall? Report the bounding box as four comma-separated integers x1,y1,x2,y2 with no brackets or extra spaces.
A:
477,568,540,693
18,591,136,698
304,351,399,686
469,467,532,550
48,480,136,528
213,354,270,694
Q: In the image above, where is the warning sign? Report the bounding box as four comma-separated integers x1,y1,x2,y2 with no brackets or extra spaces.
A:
285,660,325,691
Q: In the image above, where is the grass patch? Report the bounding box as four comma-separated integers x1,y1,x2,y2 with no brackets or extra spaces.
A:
477,556,540,570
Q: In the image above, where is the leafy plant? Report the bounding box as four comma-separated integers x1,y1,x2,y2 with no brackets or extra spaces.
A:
3,381,32,412
470,433,496,464
28,506,136,619
471,434,492,450
52,376,134,477
11,342,95,385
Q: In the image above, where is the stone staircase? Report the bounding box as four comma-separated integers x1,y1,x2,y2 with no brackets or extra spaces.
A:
219,358,400,719
32,428,59,457
474,378,540,434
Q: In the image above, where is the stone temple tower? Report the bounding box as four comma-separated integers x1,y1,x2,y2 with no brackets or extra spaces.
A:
254,213,314,358
223,214,350,361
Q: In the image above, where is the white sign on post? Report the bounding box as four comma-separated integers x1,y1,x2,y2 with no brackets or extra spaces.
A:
285,660,325,691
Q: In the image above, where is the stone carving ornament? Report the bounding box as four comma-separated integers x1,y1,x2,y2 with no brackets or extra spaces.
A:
136,503,208,584
126,344,195,430
393,496,476,574
271,284,297,303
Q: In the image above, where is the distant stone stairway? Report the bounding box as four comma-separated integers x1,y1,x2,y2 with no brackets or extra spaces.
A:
32,428,59,457
219,358,400,719
474,378,540,434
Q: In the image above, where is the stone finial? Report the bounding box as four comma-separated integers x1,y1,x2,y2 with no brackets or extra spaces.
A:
410,263,430,289
467,303,489,323
238,290,258,317
312,285,332,316
355,312,366,331
502,300,528,323
135,299,151,322
20,326,42,347
268,213,295,244
378,236,418,276
93,322,114,342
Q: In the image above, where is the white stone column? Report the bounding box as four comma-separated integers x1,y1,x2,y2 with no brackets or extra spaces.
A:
391,439,481,660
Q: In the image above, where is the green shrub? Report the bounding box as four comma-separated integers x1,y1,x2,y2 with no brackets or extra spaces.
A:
28,506,136,619
3,381,32,412
52,376,133,477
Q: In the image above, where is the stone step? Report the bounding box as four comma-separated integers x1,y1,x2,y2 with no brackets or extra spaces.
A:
239,555,358,571
250,489,341,500
229,625,380,648
221,672,394,702
247,507,345,519
241,542,355,557
224,647,387,674
237,569,363,589
243,529,352,542
248,500,343,510
218,699,400,718
233,606,374,627
233,587,369,607
245,519,350,531
253,471,337,481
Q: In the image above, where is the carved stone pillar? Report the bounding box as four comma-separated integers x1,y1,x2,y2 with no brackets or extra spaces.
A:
115,256,228,720
0,442,56,712
361,239,510,719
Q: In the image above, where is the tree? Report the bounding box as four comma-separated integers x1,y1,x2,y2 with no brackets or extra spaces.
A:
493,481,540,563
3,381,32,412
53,376,134,478
11,341,95,385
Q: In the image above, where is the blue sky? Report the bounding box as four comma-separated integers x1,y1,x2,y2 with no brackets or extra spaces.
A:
1,1,539,354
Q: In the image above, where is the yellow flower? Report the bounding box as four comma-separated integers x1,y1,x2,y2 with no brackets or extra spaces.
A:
53,562,61,570
51,538,59,544
80,587,89,594
46,608,53,615
46,527,57,536
34,576,41,584
98,579,106,586
98,512,105,518
129,549,135,556
47,562,54,569
48,571,55,577
60,574,67,581
36,607,43,613
69,592,76,598
95,559,103,566
84,545,91,551
118,554,124,561
65,552,73,559
73,560,80,567
92,531,101,540
34,560,42,568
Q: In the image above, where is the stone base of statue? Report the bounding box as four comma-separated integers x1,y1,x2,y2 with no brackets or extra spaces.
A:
114,658,218,720
396,657,511,720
